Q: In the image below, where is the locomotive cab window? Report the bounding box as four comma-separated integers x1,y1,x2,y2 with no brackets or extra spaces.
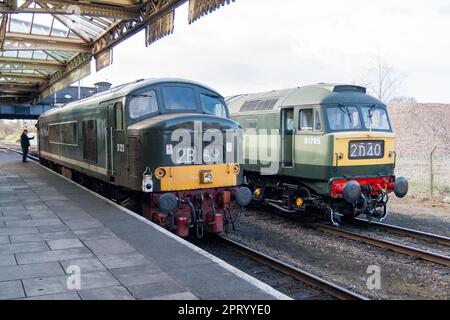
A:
200,94,227,117
300,109,313,130
314,109,322,131
361,105,391,131
162,86,196,111
327,105,361,131
299,108,322,131
129,90,158,120
115,102,124,130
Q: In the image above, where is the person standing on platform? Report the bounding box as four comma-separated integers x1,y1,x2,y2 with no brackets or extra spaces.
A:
20,129,34,163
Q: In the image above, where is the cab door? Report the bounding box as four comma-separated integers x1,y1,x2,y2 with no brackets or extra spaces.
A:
281,108,295,167
107,101,126,183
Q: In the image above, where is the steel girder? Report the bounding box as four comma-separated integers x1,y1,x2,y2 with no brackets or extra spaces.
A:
0,0,141,20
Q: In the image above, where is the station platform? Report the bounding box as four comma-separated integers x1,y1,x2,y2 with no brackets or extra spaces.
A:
0,151,287,300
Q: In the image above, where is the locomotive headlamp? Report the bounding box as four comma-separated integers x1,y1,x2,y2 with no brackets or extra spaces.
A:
200,170,213,183
232,164,240,174
155,167,166,179
295,197,304,207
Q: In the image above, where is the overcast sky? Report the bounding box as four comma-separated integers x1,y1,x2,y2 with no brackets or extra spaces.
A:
83,0,450,103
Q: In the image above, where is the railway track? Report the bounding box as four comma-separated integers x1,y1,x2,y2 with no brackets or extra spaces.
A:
353,218,450,247
248,206,450,267
4,143,448,297
217,235,369,300
313,223,450,267
0,144,39,161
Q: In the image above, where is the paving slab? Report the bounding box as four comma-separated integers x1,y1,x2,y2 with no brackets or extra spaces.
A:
1,211,32,217
96,252,150,269
110,264,169,287
0,254,16,267
0,216,30,222
24,205,49,210
47,238,84,250
5,219,62,227
23,271,120,297
28,211,59,219
0,235,8,244
0,226,39,236
0,262,64,282
37,224,70,233
16,247,93,265
0,241,49,254
20,291,81,300
72,227,117,241
128,280,188,300
84,238,136,256
63,219,104,230
78,286,135,300
147,292,199,300
9,231,77,243
59,258,106,274
0,280,25,299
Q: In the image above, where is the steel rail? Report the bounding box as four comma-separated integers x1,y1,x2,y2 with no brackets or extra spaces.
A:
217,236,369,300
354,218,450,247
315,224,450,267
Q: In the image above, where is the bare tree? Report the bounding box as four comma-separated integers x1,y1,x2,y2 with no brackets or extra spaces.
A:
359,56,405,103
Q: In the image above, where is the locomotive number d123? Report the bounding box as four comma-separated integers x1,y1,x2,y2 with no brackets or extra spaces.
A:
348,140,384,159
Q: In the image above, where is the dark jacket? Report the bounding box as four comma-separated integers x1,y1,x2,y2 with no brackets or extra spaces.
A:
20,133,34,148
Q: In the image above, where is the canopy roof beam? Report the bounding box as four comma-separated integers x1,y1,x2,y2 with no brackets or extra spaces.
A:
3,32,90,52
0,56,64,71
0,71,48,83
0,0,142,20
0,83,40,92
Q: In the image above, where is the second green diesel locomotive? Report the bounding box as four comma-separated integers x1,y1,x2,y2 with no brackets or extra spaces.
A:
227,84,408,224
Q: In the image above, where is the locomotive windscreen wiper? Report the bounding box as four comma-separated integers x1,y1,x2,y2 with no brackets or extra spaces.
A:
367,104,376,130
131,94,154,97
337,104,353,124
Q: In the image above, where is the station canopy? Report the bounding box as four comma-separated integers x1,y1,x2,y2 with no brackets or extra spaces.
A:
0,0,234,104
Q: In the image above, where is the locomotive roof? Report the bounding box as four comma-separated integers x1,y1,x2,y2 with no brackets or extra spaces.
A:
226,83,383,115
40,78,222,118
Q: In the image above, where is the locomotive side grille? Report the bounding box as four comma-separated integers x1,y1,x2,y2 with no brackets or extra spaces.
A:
239,98,278,112
128,136,139,176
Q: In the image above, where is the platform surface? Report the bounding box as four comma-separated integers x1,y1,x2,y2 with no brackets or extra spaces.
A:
0,151,285,300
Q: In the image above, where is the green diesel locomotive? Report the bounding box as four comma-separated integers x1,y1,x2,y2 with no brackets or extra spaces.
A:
38,78,251,237
227,84,408,224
